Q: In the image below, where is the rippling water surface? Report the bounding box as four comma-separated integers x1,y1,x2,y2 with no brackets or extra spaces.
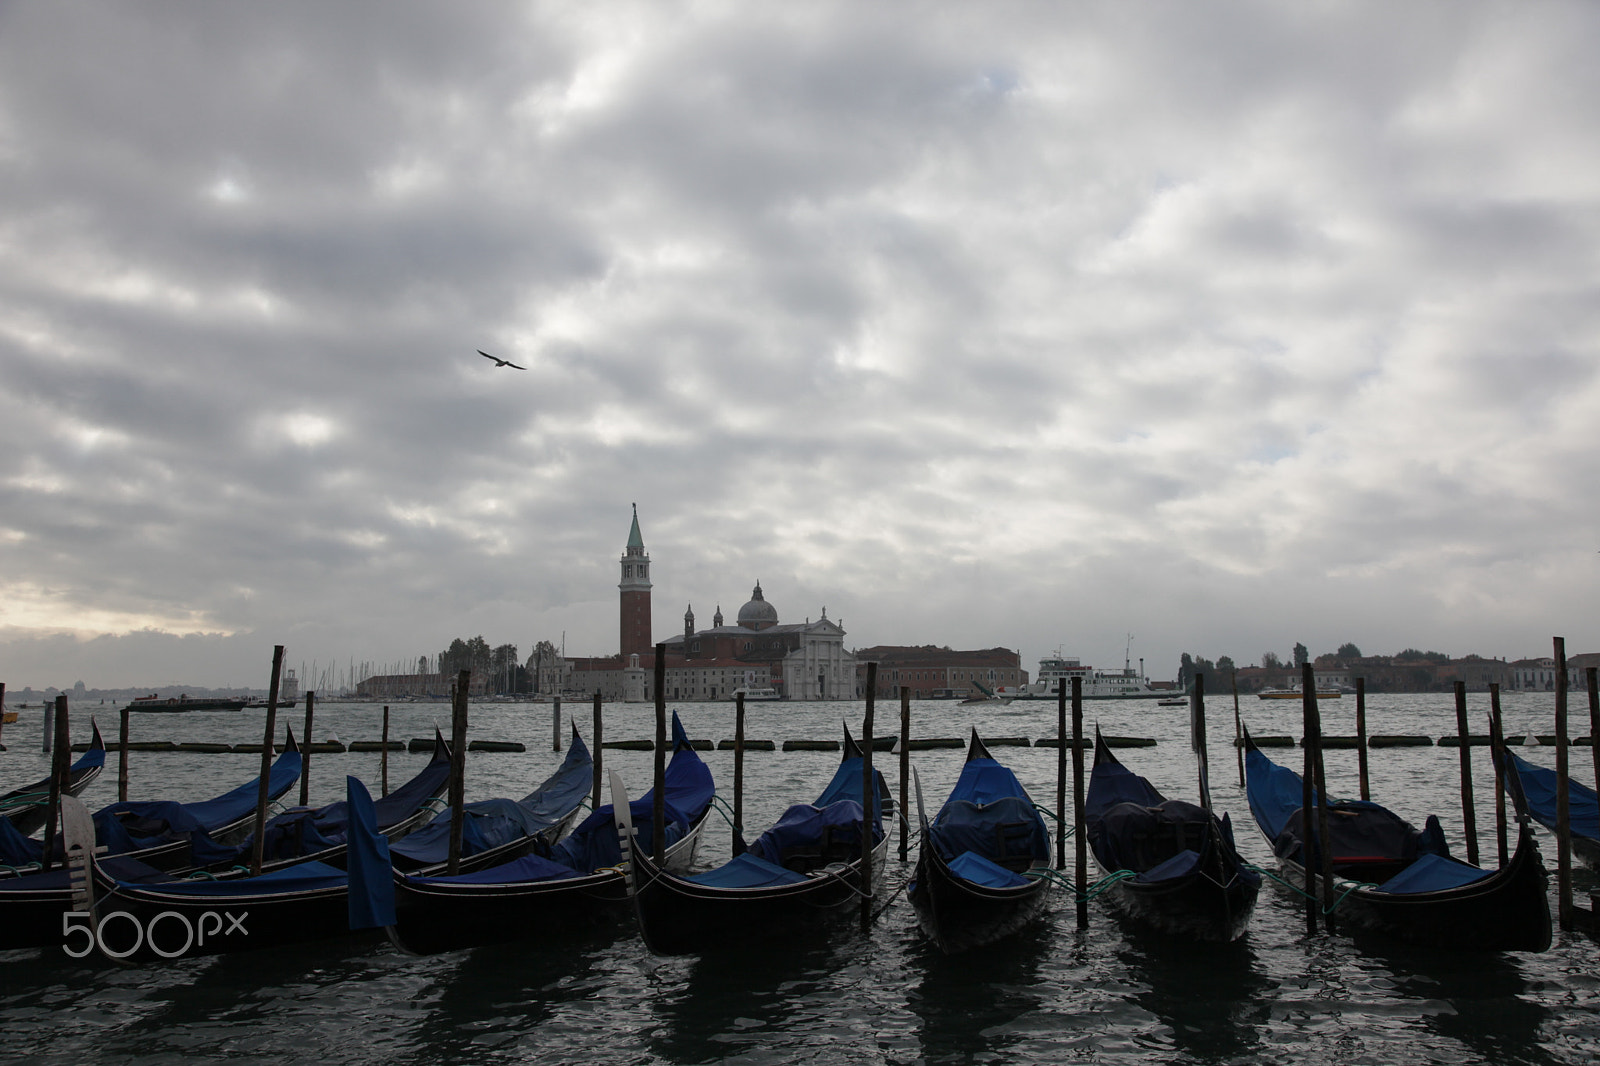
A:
3,692,1599,1064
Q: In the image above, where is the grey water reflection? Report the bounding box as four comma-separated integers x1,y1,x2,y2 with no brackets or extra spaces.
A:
905,918,1051,1065
1372,946,1556,1066
1112,925,1273,1064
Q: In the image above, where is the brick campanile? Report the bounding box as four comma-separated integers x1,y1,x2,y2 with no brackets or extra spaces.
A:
619,503,652,660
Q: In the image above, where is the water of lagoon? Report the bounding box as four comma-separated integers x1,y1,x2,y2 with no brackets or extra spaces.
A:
2,691,1598,1065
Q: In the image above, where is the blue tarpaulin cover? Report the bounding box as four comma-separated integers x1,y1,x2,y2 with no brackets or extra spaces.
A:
121,860,349,897
389,734,593,866
947,849,1031,888
926,757,1049,872
0,815,42,865
91,802,240,866
408,852,577,886
1135,848,1202,884
1377,852,1492,894
747,798,878,865
1508,750,1600,842
346,775,395,929
551,713,712,873
687,851,808,888
177,745,303,830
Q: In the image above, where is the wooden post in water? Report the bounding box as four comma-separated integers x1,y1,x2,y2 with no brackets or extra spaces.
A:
118,704,131,802
1300,665,1319,936
653,645,667,865
1307,665,1337,934
733,691,746,849
1452,681,1479,866
0,683,6,748
1232,669,1244,788
1073,676,1088,931
1193,674,1211,809
42,694,53,753
860,662,877,932
1588,667,1600,806
1055,678,1067,870
591,691,603,809
1355,677,1370,802
553,696,563,753
1554,636,1573,931
898,685,911,861
41,695,69,872
249,646,286,876
299,690,317,808
446,670,470,875
1490,683,1509,867
381,706,390,797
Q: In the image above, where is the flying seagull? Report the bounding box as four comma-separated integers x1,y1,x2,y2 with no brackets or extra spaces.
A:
478,349,527,370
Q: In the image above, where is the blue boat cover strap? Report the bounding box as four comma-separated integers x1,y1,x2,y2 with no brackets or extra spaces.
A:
748,799,881,869
946,849,1031,889
1135,848,1202,884
122,860,349,897
928,796,1050,869
1089,800,1214,875
409,852,579,886
686,851,808,888
1376,851,1493,894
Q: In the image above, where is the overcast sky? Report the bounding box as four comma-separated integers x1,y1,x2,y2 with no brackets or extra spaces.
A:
3,2,1598,691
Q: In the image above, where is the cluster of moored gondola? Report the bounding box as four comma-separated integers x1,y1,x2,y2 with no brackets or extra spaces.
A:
2,694,1583,964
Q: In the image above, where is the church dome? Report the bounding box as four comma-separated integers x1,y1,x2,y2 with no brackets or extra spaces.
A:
737,583,779,629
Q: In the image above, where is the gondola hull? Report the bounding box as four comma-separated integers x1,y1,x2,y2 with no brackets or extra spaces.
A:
1,722,106,837
388,810,707,955
1273,824,1552,951
1089,850,1257,942
909,844,1049,954
630,834,887,956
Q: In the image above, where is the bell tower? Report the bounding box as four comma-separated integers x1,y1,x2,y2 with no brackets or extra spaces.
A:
619,503,652,661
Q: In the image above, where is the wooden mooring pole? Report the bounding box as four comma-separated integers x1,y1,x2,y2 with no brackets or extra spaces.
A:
381,705,390,797
0,683,6,748
1554,636,1573,931
1055,679,1067,870
734,691,746,850
1193,674,1211,809
1355,677,1370,802
249,646,285,876
1073,675,1088,931
860,662,877,932
299,690,317,808
1453,681,1479,867
1490,683,1509,867
118,704,131,802
653,645,666,865
553,695,562,753
898,685,911,861
446,670,470,875
591,691,603,810
41,695,69,873
1232,669,1244,788
1300,664,1320,936
1588,667,1600,807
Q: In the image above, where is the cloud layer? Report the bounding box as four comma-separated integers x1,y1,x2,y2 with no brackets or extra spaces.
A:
3,3,1598,688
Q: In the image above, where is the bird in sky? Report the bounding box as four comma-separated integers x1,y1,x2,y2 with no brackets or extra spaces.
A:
478,349,527,370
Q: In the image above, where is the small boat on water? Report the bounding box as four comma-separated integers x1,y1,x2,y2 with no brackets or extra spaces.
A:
1242,727,1551,951
380,712,716,956
623,723,889,956
909,729,1052,953
732,686,781,702
1085,728,1259,941
124,694,252,712
1000,649,1167,701
0,721,106,837
1257,689,1341,700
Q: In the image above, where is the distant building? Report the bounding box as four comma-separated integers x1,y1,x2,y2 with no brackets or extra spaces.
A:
564,510,854,700
854,645,1025,700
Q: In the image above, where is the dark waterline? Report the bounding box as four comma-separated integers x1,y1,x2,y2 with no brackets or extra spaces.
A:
3,693,1599,1064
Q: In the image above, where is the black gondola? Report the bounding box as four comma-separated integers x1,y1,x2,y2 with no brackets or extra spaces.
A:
380,712,716,956
58,775,397,963
0,732,302,951
386,724,593,875
623,723,890,957
0,720,106,838
220,730,452,874
1242,726,1551,952
908,728,1052,953
1084,728,1259,942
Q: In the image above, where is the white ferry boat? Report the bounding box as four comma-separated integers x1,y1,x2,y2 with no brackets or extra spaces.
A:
998,651,1167,701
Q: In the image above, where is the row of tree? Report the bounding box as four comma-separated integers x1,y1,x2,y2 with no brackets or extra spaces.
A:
1177,642,1454,689
433,637,565,695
